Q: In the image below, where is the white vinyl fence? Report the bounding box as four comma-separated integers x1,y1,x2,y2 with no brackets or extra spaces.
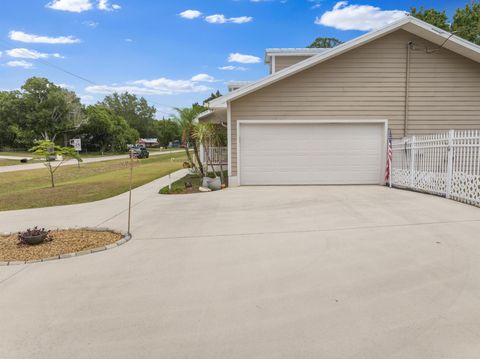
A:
200,146,228,165
391,130,480,207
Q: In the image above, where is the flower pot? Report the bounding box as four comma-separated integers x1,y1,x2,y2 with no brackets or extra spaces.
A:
202,177,222,191
23,233,47,245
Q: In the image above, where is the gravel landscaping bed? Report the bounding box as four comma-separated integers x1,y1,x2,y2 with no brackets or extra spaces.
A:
0,229,124,263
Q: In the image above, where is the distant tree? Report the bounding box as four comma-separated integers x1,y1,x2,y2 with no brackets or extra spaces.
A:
0,90,26,148
30,140,82,188
79,104,139,152
21,77,85,144
411,2,480,45
307,37,343,48
102,92,157,138
410,7,450,31
203,90,222,104
156,119,180,147
452,1,480,45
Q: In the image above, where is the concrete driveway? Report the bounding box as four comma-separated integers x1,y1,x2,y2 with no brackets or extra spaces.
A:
1,180,480,359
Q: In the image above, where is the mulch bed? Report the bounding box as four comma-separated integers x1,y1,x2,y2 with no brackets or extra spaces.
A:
0,229,122,262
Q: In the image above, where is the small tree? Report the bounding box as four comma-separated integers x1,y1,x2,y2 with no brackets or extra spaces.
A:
193,123,218,178
174,106,205,176
30,140,82,188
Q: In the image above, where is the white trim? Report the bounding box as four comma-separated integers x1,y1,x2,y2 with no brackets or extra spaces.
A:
209,16,480,108
227,102,232,176
194,109,214,122
236,119,388,186
271,55,276,74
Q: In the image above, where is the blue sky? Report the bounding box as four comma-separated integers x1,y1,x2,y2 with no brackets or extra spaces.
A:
0,0,467,118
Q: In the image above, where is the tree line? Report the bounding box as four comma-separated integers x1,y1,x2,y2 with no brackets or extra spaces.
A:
0,77,191,152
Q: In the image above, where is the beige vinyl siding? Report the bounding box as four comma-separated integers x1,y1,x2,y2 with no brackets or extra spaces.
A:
230,29,480,176
274,55,312,72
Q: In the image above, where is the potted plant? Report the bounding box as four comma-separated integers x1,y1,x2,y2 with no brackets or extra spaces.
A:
18,227,51,245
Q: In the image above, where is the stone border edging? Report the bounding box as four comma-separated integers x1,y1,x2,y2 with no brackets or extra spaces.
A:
0,227,131,266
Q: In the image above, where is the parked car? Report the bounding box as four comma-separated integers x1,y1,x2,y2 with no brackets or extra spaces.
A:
130,146,149,159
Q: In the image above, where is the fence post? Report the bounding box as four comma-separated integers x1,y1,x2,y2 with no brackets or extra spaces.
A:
409,136,416,188
446,129,454,199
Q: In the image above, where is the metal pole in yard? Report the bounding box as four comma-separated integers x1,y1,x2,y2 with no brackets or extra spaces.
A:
127,149,133,236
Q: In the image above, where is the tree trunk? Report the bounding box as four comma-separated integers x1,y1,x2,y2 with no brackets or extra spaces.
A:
192,140,204,176
48,164,55,188
203,141,218,178
184,146,195,169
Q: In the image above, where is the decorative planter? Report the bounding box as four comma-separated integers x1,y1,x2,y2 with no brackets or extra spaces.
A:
202,177,222,191
22,233,47,245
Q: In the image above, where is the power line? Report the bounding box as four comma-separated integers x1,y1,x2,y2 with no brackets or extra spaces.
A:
0,40,182,117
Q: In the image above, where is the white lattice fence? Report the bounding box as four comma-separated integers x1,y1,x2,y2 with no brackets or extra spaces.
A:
391,130,480,207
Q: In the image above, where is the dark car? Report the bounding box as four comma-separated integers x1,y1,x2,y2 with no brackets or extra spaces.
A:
130,146,149,159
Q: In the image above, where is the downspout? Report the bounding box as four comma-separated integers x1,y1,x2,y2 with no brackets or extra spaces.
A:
404,41,413,137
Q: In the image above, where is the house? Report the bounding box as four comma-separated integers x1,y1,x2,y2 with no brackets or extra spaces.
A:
202,16,480,187
137,138,159,148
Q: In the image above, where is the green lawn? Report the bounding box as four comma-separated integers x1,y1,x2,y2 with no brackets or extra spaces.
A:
0,159,22,167
0,152,187,211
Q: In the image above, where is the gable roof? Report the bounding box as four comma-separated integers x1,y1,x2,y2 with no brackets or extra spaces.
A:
209,16,480,109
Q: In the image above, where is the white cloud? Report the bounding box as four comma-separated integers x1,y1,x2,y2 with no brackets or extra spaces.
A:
6,48,63,59
315,1,407,31
86,77,212,96
205,14,253,24
228,53,261,64
6,60,34,69
9,31,80,44
83,20,99,27
80,94,95,104
98,0,121,11
191,73,216,82
125,38,133,42
46,0,93,12
219,65,247,71
179,10,202,19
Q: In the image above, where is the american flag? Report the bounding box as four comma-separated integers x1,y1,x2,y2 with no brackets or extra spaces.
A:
385,128,393,186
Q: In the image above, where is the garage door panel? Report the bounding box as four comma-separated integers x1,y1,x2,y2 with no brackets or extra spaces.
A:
239,122,384,185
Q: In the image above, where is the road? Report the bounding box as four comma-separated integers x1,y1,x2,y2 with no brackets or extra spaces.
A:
0,150,184,173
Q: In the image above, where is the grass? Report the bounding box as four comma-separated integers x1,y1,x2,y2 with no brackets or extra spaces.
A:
0,159,24,167
160,171,228,194
0,151,187,211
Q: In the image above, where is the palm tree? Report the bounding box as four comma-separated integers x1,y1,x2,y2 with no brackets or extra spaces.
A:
193,122,218,178
174,106,204,176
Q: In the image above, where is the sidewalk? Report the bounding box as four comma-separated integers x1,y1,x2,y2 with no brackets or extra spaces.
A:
0,169,188,233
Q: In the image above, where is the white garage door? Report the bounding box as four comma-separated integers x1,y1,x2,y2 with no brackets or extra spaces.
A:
239,122,385,185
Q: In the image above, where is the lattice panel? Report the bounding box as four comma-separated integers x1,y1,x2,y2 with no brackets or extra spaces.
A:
391,130,480,208
451,172,480,207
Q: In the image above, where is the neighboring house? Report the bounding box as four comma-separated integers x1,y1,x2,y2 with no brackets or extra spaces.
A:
137,138,159,147
202,16,480,187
